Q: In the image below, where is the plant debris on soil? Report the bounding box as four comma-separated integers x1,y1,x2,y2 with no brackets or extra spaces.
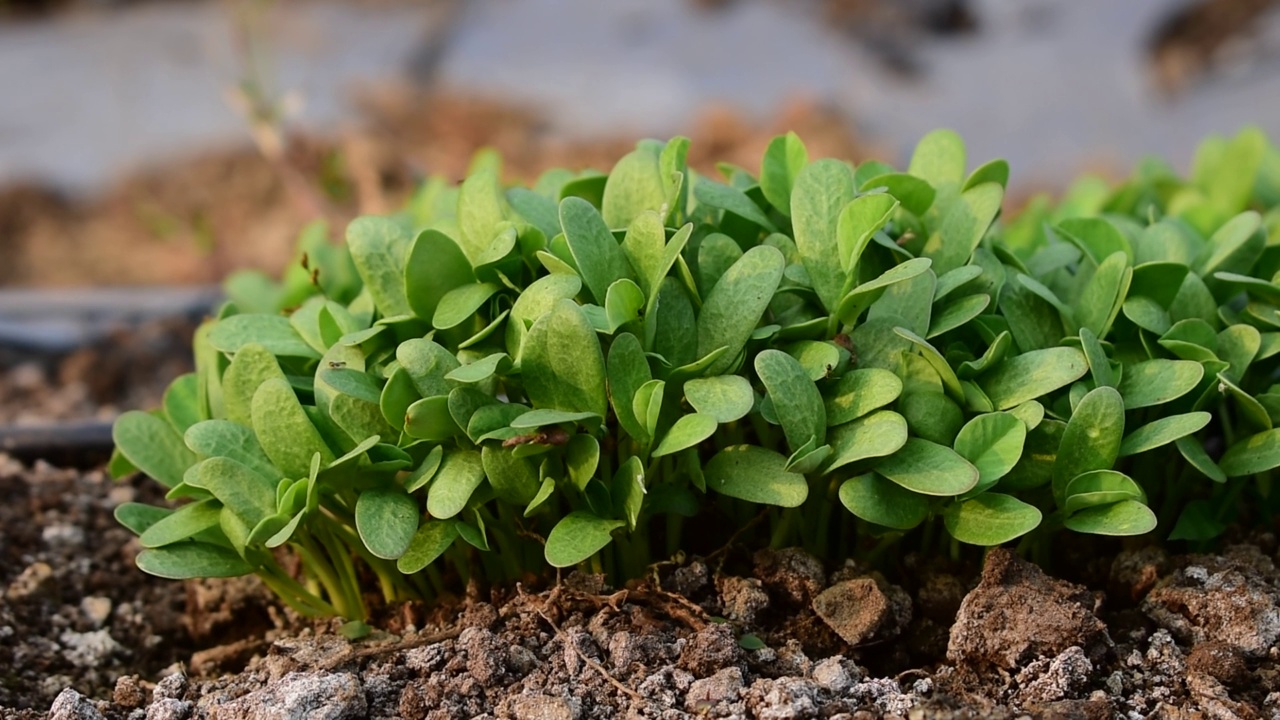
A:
3,455,1280,719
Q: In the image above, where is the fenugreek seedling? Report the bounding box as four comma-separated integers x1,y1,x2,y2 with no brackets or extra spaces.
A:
113,126,1280,619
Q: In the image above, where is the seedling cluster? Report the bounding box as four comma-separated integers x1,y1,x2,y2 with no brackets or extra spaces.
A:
113,128,1280,619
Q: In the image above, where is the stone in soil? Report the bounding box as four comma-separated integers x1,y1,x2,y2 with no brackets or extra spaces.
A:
1143,547,1280,658
947,547,1112,670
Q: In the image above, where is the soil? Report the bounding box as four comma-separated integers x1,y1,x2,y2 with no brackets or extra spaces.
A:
3,455,1280,719
0,317,194,427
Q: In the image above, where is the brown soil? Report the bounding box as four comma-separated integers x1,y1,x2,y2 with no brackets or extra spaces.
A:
3,456,1280,719
0,93,869,290
0,317,194,427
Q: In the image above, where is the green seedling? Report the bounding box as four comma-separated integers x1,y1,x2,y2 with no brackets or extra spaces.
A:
112,126,1280,619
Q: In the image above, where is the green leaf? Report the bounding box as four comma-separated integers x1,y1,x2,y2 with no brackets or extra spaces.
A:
426,449,484,519
696,245,785,375
196,457,277,528
560,197,637,305
836,193,898,274
397,339,460,398
1117,359,1204,409
1058,217,1130,265
929,293,990,338
838,473,928,530
705,445,808,507
875,438,979,496
522,299,608,416
114,503,172,535
826,410,910,472
944,493,1042,546
1198,211,1263,280
921,183,1004,275
248,378,335,479
445,353,512,384
432,282,502,331
545,511,624,568
964,158,1010,191
481,445,541,506
610,455,646,531
222,343,286,426
404,396,458,441
694,177,777,232
825,368,902,426
457,168,508,264
136,543,254,579
697,233,743,297
871,269,937,337
619,211,666,299
953,412,1026,492
396,519,459,574
1063,470,1145,515
979,347,1088,410
566,433,600,491
1078,327,1114,389
139,500,222,548
648,277,699,368
319,367,383,405
653,413,718,457
684,375,754,423
834,257,933,326
347,216,413,319
760,132,808,216
859,173,936,216
894,327,964,402
602,145,665,230
605,278,646,332
738,633,767,651
162,373,202,434
791,159,857,312
404,230,475,322
1220,428,1280,477
999,277,1066,352
1120,412,1213,457
1077,251,1132,337
957,331,1012,379
900,390,964,446
1052,386,1124,503
401,447,443,496
208,315,321,360
113,411,197,489
184,420,278,481
755,349,826,453
1176,435,1227,482
607,332,652,442
1063,499,1157,536
356,488,419,560
909,129,966,186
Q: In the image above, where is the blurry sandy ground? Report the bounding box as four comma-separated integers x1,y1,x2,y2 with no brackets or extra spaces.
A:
0,92,869,288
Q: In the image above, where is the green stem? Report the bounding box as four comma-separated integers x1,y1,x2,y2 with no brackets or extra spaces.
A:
294,533,353,619
315,524,366,620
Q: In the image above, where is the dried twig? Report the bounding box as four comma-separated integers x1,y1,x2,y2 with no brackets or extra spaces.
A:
318,626,462,670
534,604,646,704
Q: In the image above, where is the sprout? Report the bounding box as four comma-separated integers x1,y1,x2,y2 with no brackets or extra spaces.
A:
111,127,1280,619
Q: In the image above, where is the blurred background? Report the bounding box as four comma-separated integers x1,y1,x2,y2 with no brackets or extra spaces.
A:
1,0,1279,440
